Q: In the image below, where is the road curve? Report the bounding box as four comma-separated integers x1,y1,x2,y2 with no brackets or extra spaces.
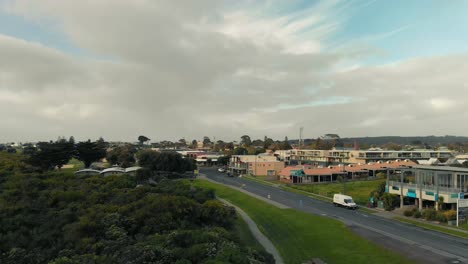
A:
201,168,468,264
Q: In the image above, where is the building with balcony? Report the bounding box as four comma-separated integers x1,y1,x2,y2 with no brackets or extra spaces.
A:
228,154,284,177
350,150,453,164
288,148,454,165
387,165,468,210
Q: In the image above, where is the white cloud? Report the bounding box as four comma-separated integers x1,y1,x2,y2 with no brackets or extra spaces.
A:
0,0,468,142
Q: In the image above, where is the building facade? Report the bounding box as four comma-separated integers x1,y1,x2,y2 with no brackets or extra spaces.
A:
281,160,416,184
228,155,284,176
387,165,468,209
288,149,454,165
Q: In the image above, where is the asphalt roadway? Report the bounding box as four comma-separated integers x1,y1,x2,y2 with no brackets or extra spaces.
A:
201,167,468,264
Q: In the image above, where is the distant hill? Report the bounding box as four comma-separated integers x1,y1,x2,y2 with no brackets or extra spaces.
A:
290,136,468,148
340,136,468,146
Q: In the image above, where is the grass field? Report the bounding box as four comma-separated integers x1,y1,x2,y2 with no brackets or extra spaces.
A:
287,179,385,205
394,217,468,239
66,158,85,169
192,179,411,264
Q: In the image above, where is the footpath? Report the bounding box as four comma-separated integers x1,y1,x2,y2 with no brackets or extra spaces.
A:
198,175,285,264
219,198,284,264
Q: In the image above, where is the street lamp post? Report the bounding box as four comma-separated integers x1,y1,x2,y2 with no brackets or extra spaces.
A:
342,163,346,195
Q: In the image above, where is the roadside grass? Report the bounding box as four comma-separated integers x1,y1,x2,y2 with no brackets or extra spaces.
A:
287,179,386,205
394,217,468,239
192,179,412,264
242,175,277,186
460,222,468,231
242,175,378,214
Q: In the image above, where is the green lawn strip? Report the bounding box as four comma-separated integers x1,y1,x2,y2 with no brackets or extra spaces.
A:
243,175,277,186
394,217,468,239
242,176,378,214
288,179,385,205
193,179,412,264
459,222,468,231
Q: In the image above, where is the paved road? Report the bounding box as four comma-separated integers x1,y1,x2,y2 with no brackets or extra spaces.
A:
202,168,468,264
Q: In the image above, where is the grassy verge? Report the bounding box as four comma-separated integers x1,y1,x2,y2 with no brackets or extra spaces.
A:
459,222,468,231
193,179,411,264
394,217,468,239
287,179,385,205
242,175,377,214
242,175,277,186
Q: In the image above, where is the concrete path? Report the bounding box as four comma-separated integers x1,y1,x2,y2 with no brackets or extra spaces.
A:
219,198,284,264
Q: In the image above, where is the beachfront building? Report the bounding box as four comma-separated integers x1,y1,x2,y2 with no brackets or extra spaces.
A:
288,149,454,165
387,165,468,210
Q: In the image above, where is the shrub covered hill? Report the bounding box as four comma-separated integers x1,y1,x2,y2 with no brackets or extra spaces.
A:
0,152,273,264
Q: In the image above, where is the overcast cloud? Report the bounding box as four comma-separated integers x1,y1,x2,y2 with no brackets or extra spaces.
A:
1,0,468,142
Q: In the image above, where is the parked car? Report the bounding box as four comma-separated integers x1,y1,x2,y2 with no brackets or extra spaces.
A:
333,194,357,209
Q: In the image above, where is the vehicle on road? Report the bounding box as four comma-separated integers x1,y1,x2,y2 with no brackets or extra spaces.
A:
333,194,357,209
218,167,226,173
227,172,233,177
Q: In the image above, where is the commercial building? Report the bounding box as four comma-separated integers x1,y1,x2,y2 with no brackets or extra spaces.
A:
288,149,454,165
387,165,468,210
228,154,285,177
177,150,224,166
281,160,416,184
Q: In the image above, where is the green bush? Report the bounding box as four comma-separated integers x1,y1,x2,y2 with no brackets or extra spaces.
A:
443,210,457,221
414,211,422,218
435,211,447,223
403,209,414,217
382,193,399,211
422,209,437,221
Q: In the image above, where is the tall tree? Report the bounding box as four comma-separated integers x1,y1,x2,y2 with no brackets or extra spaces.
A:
106,144,137,168
137,150,196,172
26,138,75,171
280,136,292,150
203,136,211,146
191,139,198,149
263,136,274,149
233,147,248,155
75,139,107,168
138,135,150,145
240,135,252,147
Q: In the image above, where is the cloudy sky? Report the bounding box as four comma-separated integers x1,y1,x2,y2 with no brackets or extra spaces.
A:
1,0,468,143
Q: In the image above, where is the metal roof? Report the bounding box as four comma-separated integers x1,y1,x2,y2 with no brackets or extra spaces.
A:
412,165,468,173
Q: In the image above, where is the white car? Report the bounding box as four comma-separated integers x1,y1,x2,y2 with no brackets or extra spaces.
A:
218,168,226,173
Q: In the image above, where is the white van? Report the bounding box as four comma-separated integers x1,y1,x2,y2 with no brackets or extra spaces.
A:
333,194,357,209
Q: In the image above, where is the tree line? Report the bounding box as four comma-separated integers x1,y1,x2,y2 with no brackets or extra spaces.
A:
0,152,273,263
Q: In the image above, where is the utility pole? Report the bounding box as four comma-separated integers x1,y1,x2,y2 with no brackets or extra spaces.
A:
299,127,304,148
342,164,346,194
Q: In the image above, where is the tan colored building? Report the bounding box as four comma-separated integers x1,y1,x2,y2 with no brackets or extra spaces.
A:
229,154,285,176
289,148,454,165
